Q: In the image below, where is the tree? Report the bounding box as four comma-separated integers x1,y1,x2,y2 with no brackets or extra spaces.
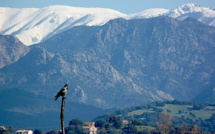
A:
33,129,42,134
98,128,107,134
167,109,171,113
68,119,84,134
155,101,165,107
122,124,137,134
95,119,106,128
180,124,190,134
106,115,122,129
106,128,118,134
105,123,112,130
65,125,84,134
113,120,122,129
192,103,206,110
178,110,184,114
131,119,143,126
46,130,60,134
191,125,201,134
210,113,215,121
69,119,83,126
156,112,173,134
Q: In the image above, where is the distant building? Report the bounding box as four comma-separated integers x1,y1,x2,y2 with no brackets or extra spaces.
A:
83,122,97,134
16,130,33,134
0,126,7,134
0,126,14,133
139,118,146,120
0,126,6,130
122,120,129,125
85,122,95,126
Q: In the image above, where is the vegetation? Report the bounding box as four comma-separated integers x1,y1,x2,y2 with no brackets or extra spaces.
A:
69,119,84,126
92,112,213,133
94,100,215,133
33,129,42,134
0,126,13,134
2,101,214,134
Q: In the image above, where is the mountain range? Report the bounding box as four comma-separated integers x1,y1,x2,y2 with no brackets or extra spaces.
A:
0,4,215,46
0,3,215,130
1,16,215,108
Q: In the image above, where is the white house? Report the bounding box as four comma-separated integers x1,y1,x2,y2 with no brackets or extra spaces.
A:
83,122,97,134
16,130,33,134
0,126,6,130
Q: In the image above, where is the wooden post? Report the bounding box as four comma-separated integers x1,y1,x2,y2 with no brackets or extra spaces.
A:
61,97,66,134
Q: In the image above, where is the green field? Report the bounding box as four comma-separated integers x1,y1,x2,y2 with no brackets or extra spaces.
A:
136,125,156,132
160,104,215,120
127,104,215,120
128,109,154,116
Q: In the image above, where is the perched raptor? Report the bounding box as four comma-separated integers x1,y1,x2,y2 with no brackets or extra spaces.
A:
54,84,68,100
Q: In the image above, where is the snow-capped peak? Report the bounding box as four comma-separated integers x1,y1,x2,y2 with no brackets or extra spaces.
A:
164,3,215,27
166,3,215,18
0,5,126,46
176,3,201,12
126,8,169,19
0,4,215,46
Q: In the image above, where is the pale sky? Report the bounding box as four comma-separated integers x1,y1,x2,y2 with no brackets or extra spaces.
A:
0,0,215,14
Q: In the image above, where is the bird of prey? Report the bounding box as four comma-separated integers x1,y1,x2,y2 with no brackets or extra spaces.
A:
54,84,68,100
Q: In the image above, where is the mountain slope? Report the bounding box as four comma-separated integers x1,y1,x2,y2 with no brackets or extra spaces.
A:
0,46,71,92
0,35,29,69
0,6,126,46
192,76,215,103
1,16,214,108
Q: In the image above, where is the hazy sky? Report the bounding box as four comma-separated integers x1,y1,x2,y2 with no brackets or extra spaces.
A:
0,0,215,14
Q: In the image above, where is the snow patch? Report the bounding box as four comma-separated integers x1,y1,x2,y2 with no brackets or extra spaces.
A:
0,4,215,46
126,8,169,19
0,6,126,46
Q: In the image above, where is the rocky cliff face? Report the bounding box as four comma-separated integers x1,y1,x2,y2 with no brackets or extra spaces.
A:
0,16,215,108
0,35,29,69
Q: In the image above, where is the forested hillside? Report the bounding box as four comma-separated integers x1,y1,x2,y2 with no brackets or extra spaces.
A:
94,101,215,133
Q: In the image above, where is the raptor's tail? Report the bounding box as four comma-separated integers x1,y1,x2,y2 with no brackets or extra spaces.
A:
54,95,59,100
